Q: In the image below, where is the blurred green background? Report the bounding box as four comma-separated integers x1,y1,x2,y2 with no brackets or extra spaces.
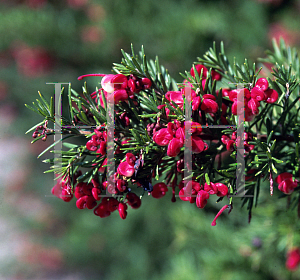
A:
1,0,300,279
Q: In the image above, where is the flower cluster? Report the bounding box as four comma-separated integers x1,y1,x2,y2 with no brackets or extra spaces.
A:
27,41,300,237
178,180,228,225
85,127,107,155
32,120,49,141
221,132,255,153
153,120,208,157
224,78,278,121
190,64,222,84
79,73,151,105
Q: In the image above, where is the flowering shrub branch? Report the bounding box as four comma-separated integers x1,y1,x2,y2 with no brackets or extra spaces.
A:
26,39,300,227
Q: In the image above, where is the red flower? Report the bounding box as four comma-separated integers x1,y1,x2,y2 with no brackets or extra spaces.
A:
190,64,208,79
117,161,135,177
175,127,185,144
192,136,205,153
51,176,73,202
264,88,278,103
247,98,260,115
179,181,201,203
204,182,218,195
211,205,229,226
86,139,98,151
107,198,119,212
118,202,128,219
151,182,168,199
92,187,101,200
153,128,173,146
215,183,229,197
200,94,218,114
286,248,300,271
116,179,128,192
255,78,269,91
276,172,298,194
126,152,136,166
98,158,107,173
113,89,128,103
101,74,127,93
126,193,141,209
196,190,210,208
94,199,111,218
167,138,183,157
251,87,265,102
76,195,97,209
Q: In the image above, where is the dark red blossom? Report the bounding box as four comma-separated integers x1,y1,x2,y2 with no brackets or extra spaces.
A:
118,202,128,219
76,195,97,209
94,198,111,218
126,193,141,209
151,182,168,199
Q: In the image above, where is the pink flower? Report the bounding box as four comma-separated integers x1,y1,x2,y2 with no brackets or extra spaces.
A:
179,181,201,203
286,248,300,271
211,205,229,226
192,136,205,153
153,128,173,146
200,94,218,114
276,172,298,194
51,176,73,202
117,161,135,177
190,64,208,79
196,190,210,208
264,89,278,103
215,183,229,197
247,98,260,115
167,138,183,157
255,78,269,91
251,87,265,102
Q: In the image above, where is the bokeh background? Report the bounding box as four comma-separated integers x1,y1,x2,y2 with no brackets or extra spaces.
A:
1,0,300,279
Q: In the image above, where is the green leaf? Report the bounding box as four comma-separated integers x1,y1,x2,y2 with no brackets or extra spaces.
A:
38,91,50,111
130,128,143,144
25,120,45,134
68,83,74,121
271,163,278,174
205,173,210,185
37,135,74,158
63,142,79,149
267,130,274,145
25,103,40,115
